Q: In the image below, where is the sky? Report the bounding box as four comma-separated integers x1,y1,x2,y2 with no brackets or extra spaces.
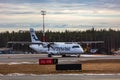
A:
0,0,120,32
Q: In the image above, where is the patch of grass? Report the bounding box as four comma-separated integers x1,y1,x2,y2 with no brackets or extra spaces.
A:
0,64,56,74
0,59,120,74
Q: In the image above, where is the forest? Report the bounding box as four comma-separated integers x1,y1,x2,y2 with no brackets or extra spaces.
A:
0,28,120,54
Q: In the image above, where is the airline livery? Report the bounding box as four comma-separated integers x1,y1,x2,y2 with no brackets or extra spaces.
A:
7,28,104,57
29,28,84,57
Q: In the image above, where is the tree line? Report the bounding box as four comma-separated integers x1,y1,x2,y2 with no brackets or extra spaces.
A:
0,28,120,52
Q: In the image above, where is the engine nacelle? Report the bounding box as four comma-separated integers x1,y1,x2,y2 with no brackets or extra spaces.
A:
47,51,59,54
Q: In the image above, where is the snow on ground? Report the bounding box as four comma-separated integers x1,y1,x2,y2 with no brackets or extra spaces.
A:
0,62,35,65
0,73,120,76
8,62,35,65
81,54,111,57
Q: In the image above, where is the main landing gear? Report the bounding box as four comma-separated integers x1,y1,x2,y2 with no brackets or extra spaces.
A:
77,54,80,57
48,54,52,57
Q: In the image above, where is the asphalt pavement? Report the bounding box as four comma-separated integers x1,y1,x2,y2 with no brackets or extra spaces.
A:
0,54,120,80
0,54,120,64
0,74,120,80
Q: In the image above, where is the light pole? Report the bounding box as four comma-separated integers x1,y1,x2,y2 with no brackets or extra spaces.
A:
41,10,46,42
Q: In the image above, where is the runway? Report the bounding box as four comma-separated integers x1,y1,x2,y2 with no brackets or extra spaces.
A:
0,73,120,80
0,54,120,80
0,54,120,64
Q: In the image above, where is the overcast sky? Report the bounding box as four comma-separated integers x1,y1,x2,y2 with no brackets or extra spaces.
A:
0,0,120,32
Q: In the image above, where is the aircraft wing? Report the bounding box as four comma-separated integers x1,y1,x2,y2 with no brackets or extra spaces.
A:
79,41,104,44
8,41,104,45
54,41,104,44
7,41,43,45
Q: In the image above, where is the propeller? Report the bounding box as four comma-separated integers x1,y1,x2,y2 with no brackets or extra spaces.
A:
47,43,54,51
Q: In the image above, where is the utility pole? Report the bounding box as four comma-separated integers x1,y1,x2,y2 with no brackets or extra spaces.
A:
41,10,46,42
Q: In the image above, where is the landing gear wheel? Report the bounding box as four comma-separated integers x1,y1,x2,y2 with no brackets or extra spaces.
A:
77,54,80,57
48,54,52,57
62,55,66,57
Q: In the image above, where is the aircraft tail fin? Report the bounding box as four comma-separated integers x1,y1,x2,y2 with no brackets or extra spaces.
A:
30,28,41,42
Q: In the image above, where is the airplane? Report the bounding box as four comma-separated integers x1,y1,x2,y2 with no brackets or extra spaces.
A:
29,28,84,57
7,28,104,57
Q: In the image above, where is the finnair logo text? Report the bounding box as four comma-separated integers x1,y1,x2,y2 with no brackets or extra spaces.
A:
53,47,70,51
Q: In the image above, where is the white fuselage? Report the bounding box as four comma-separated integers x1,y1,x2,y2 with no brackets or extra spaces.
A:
29,28,84,56
29,42,84,55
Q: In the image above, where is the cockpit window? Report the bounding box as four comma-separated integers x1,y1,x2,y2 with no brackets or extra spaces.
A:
72,46,79,48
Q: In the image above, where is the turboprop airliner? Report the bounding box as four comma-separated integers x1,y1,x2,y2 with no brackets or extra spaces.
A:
7,28,104,57
29,28,84,57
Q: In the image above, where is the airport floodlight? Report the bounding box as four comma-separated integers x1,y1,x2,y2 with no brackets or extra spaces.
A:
41,10,46,42
41,10,46,15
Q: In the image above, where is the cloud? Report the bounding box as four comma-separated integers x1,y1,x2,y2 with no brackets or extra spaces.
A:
0,23,119,32
0,3,119,15
0,0,119,32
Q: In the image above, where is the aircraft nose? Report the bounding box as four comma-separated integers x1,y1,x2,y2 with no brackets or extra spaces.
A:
79,48,84,53
81,49,84,53
74,48,84,53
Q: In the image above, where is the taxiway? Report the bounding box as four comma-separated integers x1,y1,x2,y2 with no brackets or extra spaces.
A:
0,54,120,80
0,54,120,64
0,73,120,80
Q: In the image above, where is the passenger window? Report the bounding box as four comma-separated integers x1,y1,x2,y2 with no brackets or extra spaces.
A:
72,46,79,48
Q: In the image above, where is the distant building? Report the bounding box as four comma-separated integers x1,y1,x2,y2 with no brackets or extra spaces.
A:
0,48,12,54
